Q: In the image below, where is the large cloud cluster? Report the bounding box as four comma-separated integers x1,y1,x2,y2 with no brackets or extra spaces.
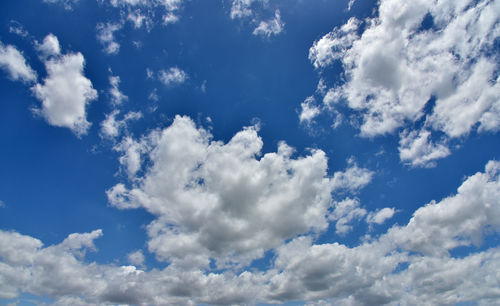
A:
307,0,500,167
1,159,500,304
107,115,339,268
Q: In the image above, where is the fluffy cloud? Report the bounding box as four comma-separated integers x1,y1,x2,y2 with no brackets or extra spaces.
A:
253,10,284,37
35,33,60,58
329,198,367,235
2,160,500,304
100,110,142,139
230,0,286,38
366,207,395,225
32,43,97,136
299,96,321,124
307,0,500,167
158,67,187,86
107,115,336,268
331,159,374,192
96,22,122,55
108,74,128,105
43,0,79,10
399,128,451,168
0,42,37,83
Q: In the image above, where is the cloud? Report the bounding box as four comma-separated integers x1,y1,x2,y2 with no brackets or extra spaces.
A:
96,22,123,55
127,250,145,267
8,20,29,38
2,160,500,304
307,0,500,166
253,10,284,37
331,159,374,192
299,96,321,124
100,110,142,139
0,42,37,83
158,67,187,86
108,74,128,105
35,33,61,58
107,115,336,268
329,198,367,235
32,36,98,136
399,128,450,168
43,0,79,10
366,207,395,225
230,0,260,19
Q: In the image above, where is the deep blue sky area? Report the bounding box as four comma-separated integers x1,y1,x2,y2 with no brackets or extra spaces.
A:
1,0,499,305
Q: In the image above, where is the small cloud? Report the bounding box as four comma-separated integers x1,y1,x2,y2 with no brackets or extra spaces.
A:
366,207,396,226
35,33,61,59
96,22,123,55
158,67,187,86
0,42,37,83
252,10,284,38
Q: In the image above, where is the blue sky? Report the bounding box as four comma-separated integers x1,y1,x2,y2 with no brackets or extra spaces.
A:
0,0,499,304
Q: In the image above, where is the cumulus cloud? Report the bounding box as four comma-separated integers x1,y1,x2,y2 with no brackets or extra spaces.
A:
35,33,60,58
253,10,284,37
32,35,97,136
158,67,187,86
43,0,79,10
8,20,29,38
96,22,123,55
399,128,450,168
307,0,500,166
100,110,142,139
299,96,321,124
0,42,37,83
107,115,336,268
366,207,395,225
108,74,128,105
331,159,374,192
2,156,500,304
329,198,367,235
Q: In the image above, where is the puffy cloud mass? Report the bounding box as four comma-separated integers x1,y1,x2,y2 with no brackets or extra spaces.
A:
308,0,500,167
0,42,37,83
2,160,500,304
107,115,336,268
32,35,97,136
158,67,187,86
253,10,284,37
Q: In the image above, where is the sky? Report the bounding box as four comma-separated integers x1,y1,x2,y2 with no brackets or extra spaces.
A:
0,0,499,305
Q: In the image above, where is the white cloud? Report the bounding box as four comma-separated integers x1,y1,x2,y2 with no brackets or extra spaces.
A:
100,110,142,139
107,115,335,268
331,159,374,192
2,161,500,304
163,12,180,25
0,42,37,83
127,10,152,29
307,0,500,166
253,10,284,38
329,198,367,235
96,22,123,55
366,207,395,225
230,0,260,19
399,128,451,168
8,20,28,38
158,67,187,86
299,96,320,124
108,74,128,105
35,34,61,58
127,250,145,267
43,0,79,10
32,44,98,136
0,200,5,208
113,134,147,178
